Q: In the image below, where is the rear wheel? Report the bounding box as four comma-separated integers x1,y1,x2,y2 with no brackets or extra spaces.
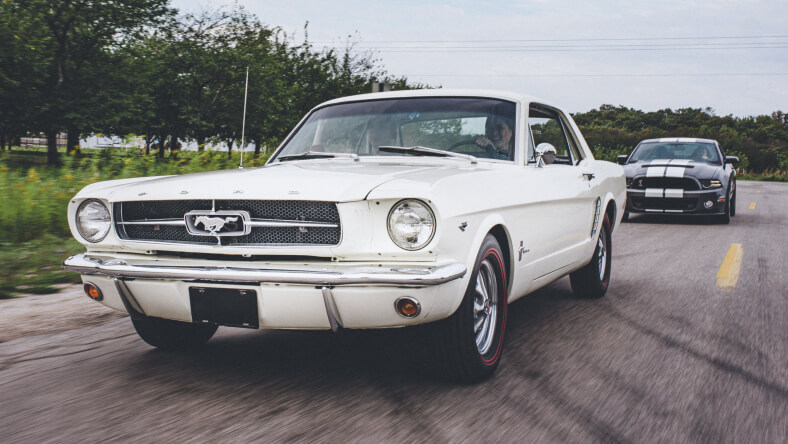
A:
131,317,218,350
570,214,611,299
431,234,508,382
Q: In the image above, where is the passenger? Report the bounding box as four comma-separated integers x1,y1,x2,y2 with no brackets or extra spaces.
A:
475,115,514,159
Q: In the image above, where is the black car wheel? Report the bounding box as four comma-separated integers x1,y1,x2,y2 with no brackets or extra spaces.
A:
430,234,508,382
730,181,737,217
570,214,611,299
131,317,218,350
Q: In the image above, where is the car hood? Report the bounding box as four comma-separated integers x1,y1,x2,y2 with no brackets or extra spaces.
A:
623,160,722,179
80,159,479,202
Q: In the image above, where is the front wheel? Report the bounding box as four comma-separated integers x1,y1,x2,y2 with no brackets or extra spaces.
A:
570,214,611,299
131,317,218,350
430,234,508,382
730,182,737,217
716,184,732,224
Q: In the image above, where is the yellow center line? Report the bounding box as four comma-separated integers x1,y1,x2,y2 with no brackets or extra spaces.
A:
748,202,756,210
717,243,743,288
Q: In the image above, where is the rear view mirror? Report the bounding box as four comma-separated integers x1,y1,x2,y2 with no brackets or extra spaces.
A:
617,155,628,165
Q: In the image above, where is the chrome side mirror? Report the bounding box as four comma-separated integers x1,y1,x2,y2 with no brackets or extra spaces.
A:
535,143,557,167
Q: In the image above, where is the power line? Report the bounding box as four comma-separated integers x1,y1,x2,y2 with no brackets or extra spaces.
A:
346,45,788,53
346,42,788,50
406,72,788,78
313,35,788,44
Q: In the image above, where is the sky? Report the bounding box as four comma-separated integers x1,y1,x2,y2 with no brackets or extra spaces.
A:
170,0,788,117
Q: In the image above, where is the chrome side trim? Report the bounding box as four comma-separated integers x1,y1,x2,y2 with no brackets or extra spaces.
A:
64,254,466,287
321,286,343,332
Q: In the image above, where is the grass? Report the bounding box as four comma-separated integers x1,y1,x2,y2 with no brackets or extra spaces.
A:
738,171,788,182
0,235,85,299
0,146,271,297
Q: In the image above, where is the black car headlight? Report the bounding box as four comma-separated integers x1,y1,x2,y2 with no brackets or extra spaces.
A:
76,199,111,243
700,179,722,189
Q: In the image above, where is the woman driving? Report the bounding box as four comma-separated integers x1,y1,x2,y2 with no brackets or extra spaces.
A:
475,115,514,159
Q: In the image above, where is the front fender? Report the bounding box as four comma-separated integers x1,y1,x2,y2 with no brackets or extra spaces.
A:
430,212,511,320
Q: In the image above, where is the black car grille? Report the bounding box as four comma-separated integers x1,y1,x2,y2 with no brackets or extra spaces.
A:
114,200,341,246
630,197,697,211
629,176,700,191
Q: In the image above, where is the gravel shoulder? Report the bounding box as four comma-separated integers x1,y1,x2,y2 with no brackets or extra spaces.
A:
0,285,127,343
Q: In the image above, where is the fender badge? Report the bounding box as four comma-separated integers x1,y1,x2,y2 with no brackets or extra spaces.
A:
518,241,530,261
459,222,468,232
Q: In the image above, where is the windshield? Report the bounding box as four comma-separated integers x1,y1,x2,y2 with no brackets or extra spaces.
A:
628,142,721,165
271,97,517,162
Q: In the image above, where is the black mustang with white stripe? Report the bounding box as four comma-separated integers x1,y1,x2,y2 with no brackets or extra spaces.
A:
617,138,738,223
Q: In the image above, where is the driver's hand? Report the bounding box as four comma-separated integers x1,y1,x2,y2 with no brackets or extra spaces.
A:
474,137,494,148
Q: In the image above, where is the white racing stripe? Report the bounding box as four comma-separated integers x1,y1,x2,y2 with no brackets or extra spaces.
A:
664,189,684,199
647,165,666,177
666,159,690,178
645,188,663,198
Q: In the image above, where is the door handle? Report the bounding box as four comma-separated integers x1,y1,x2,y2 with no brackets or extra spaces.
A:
582,172,595,181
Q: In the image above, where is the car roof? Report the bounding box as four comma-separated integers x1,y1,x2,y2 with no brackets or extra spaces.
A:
318,89,549,108
639,137,718,144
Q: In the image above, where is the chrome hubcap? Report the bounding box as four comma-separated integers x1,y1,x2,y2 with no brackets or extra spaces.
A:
597,231,607,281
474,259,498,355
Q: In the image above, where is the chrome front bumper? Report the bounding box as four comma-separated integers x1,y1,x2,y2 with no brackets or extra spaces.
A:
63,253,467,287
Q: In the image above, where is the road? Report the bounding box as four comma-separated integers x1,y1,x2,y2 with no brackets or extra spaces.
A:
1,181,786,442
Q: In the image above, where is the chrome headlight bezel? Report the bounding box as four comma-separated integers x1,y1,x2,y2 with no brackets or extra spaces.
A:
387,199,436,251
76,199,111,243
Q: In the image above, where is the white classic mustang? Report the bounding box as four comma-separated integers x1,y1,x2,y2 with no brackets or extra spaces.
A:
65,89,626,382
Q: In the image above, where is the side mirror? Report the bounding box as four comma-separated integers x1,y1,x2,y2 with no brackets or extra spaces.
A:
725,156,739,164
617,155,629,165
535,143,557,167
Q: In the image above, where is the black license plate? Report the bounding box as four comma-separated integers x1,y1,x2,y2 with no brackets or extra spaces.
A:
189,287,259,329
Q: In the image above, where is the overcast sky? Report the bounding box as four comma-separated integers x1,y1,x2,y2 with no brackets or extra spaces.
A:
171,0,788,117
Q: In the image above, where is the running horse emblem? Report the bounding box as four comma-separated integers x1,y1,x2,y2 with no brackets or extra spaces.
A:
194,216,238,235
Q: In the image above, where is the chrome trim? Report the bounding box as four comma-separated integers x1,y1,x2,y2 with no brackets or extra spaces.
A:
185,210,252,236
321,286,343,332
114,278,147,319
64,253,466,287
247,219,339,228
116,220,186,226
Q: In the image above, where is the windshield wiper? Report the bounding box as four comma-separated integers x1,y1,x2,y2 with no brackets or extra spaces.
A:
378,146,477,163
277,151,358,162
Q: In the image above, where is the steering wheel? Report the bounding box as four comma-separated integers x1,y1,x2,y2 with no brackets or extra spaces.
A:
448,139,510,160
447,139,498,157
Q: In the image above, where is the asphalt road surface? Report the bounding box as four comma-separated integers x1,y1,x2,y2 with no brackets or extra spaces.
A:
1,181,786,443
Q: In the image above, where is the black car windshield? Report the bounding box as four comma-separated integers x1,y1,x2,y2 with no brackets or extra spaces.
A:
271,97,517,162
628,142,721,165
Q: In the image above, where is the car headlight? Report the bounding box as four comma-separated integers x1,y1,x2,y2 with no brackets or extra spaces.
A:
700,179,722,189
76,199,111,243
387,199,436,251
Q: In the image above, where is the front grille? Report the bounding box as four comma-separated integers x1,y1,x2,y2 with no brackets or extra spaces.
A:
114,200,341,246
631,197,697,211
630,176,700,191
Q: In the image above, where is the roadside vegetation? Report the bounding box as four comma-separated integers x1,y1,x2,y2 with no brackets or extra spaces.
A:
0,148,270,298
